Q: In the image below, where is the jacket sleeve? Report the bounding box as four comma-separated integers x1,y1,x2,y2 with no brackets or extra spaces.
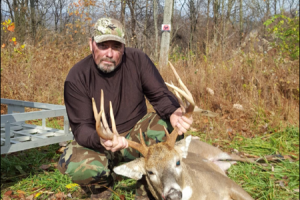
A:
64,80,102,149
140,54,180,119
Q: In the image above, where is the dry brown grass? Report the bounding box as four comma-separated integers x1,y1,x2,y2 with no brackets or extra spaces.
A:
160,52,299,139
1,41,90,104
1,41,299,140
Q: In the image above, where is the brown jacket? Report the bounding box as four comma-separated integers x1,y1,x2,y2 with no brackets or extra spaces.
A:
64,47,179,149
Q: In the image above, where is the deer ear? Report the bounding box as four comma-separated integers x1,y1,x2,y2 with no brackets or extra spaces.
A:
174,135,192,158
113,157,146,180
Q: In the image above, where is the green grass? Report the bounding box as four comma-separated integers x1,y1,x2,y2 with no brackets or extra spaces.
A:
1,124,299,199
192,126,299,200
227,126,299,200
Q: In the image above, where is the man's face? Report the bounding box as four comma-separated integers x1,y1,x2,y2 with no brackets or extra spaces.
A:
89,39,124,73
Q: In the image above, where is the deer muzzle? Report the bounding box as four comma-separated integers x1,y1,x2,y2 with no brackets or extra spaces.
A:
165,188,182,200
162,170,183,200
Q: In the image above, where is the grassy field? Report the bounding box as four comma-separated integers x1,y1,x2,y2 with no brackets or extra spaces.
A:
1,118,299,199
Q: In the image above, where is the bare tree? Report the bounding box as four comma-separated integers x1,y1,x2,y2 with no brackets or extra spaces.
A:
159,0,173,69
120,0,126,25
127,0,137,47
13,0,28,43
188,0,197,52
153,0,159,60
239,0,243,44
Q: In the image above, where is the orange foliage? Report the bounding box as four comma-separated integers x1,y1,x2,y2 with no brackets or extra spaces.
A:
7,24,15,32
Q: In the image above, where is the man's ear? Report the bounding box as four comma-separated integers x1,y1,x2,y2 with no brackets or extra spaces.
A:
174,135,192,158
113,157,146,180
89,38,93,52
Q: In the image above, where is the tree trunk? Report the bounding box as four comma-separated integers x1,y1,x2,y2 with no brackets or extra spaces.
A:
189,0,197,52
143,0,149,52
59,0,63,33
153,0,159,61
30,0,36,43
5,0,14,22
159,0,173,69
13,0,28,43
120,0,126,25
212,0,220,51
127,0,137,48
239,0,243,44
206,0,210,56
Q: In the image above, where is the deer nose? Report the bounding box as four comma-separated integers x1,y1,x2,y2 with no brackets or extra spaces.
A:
165,188,182,200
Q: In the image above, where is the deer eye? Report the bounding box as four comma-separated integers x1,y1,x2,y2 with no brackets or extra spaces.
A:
176,160,180,166
147,171,154,175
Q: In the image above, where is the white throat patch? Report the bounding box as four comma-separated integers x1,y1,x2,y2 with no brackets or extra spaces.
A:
182,186,193,200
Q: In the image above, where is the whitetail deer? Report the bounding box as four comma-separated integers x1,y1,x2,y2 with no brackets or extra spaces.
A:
92,62,254,200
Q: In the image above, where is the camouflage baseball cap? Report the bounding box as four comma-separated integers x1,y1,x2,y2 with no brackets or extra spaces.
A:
92,18,126,44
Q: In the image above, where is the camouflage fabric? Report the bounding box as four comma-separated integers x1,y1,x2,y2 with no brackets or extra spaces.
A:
57,112,183,195
92,17,126,44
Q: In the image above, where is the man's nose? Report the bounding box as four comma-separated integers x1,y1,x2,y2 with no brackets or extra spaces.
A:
106,47,113,57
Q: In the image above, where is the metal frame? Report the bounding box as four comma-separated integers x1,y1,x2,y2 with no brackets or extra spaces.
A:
1,98,73,154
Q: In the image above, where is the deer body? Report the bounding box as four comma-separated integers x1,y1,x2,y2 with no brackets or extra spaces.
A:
114,135,254,200
92,62,254,200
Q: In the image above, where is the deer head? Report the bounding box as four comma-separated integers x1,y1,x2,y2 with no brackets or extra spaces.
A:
92,62,196,199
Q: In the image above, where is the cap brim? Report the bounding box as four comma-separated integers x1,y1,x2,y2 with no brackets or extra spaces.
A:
94,35,126,44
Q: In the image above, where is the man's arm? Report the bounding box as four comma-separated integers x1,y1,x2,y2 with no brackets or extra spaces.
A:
64,81,102,149
139,55,193,134
140,55,180,119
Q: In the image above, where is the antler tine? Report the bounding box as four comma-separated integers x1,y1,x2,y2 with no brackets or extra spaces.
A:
163,126,170,140
127,129,149,157
168,61,193,99
170,81,186,113
100,90,112,135
109,101,118,135
165,62,195,147
92,94,112,140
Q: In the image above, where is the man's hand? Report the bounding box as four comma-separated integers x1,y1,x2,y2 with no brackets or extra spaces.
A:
100,135,128,152
170,107,193,135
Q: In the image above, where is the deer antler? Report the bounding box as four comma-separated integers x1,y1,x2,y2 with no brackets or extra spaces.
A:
92,62,196,156
92,90,149,157
164,61,195,147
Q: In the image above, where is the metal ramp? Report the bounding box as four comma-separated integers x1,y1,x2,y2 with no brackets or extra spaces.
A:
1,98,74,154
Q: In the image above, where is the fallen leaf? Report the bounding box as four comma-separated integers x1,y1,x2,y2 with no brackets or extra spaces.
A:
4,190,13,196
2,196,11,200
40,164,50,170
18,193,25,199
56,147,66,154
2,43,5,48
17,190,26,194
15,165,26,175
35,192,42,198
233,104,244,111
120,194,125,200
65,183,79,189
55,192,65,200
241,127,248,132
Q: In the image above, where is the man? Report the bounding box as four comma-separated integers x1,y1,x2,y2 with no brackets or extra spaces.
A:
57,17,193,200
